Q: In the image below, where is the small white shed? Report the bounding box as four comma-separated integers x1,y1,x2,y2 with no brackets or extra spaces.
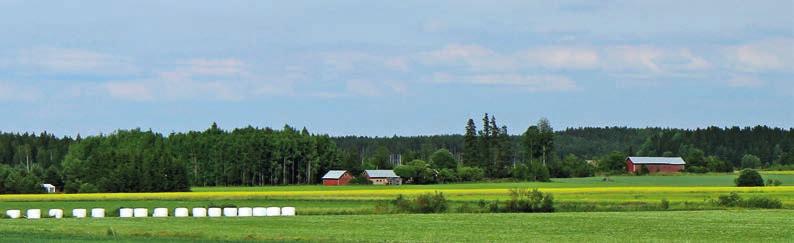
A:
42,184,56,193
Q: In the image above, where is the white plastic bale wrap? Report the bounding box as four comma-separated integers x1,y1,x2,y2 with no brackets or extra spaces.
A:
152,208,169,217
192,208,207,217
174,208,189,217
207,208,222,217
265,207,280,216
72,209,87,218
119,208,134,218
223,208,238,217
48,209,64,219
237,207,253,217
91,208,105,218
252,207,267,217
133,208,148,218
281,207,296,216
6,210,21,219
26,209,41,219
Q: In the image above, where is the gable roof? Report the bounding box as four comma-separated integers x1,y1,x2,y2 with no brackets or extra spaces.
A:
365,170,399,178
321,170,348,179
628,157,686,165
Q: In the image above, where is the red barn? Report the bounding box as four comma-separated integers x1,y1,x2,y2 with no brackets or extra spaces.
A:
321,170,353,186
626,157,686,173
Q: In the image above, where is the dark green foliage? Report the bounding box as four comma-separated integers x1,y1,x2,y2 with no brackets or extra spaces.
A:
429,149,457,169
456,166,484,182
597,151,627,173
393,160,436,184
436,168,457,183
714,192,782,209
391,192,448,213
62,129,190,193
740,154,762,169
503,188,554,213
685,166,708,173
638,165,650,175
660,198,670,210
734,169,764,187
348,176,372,185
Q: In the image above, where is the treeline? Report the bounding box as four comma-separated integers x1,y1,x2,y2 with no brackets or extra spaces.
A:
1,121,793,193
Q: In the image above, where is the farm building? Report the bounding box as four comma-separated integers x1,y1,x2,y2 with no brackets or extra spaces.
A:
321,170,353,186
364,170,402,185
626,157,686,173
41,184,56,193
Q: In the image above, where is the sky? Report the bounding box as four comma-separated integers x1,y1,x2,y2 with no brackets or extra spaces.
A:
0,0,792,137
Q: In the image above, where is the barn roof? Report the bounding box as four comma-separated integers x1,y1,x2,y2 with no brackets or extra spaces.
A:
628,157,686,165
321,170,348,179
365,170,399,178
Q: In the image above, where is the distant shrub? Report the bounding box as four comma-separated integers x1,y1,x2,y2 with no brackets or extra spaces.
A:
714,192,782,209
660,198,670,210
741,197,782,209
716,192,742,207
766,179,783,186
457,166,485,182
390,192,448,214
349,177,372,185
637,165,650,175
502,188,554,213
735,169,764,187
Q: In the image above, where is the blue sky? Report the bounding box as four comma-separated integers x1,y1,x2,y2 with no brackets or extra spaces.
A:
0,0,792,136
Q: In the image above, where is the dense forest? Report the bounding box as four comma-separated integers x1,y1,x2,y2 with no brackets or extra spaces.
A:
1,117,793,193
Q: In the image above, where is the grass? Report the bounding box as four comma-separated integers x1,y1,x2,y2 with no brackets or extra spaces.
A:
0,210,791,242
3,174,794,215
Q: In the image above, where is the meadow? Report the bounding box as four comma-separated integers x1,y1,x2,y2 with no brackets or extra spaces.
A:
2,173,793,215
2,173,794,241
0,210,792,242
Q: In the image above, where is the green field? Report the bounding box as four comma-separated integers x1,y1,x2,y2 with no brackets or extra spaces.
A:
3,174,793,215
2,173,794,242
0,210,792,242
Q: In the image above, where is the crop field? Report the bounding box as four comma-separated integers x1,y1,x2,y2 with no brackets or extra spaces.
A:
2,173,794,241
2,174,794,216
0,210,792,242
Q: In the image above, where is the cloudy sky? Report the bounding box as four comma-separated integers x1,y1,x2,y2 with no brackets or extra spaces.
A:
0,0,792,136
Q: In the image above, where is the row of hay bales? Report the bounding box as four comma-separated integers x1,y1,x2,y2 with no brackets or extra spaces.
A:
4,207,296,219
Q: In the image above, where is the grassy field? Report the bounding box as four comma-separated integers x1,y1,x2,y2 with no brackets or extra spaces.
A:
0,210,791,242
2,174,794,215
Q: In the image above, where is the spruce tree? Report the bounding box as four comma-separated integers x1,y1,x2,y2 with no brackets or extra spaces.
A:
462,119,479,167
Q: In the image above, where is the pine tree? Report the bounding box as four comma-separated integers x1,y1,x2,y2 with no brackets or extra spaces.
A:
463,119,479,167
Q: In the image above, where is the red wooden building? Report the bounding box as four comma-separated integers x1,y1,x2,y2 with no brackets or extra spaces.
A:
321,170,353,186
626,157,686,173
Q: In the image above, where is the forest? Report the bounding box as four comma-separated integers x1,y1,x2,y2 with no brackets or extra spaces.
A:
1,115,793,193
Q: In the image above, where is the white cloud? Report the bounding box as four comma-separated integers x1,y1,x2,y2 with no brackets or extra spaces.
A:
726,38,794,72
420,44,516,71
522,46,599,69
104,82,153,101
346,79,382,97
433,73,577,92
16,47,135,74
0,81,40,101
726,76,765,88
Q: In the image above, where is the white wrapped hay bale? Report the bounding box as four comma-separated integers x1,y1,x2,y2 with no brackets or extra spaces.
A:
237,207,252,217
281,207,295,216
223,207,238,217
133,208,148,218
6,210,21,219
91,208,105,218
252,207,267,217
192,208,207,217
119,208,133,218
207,208,222,217
265,207,280,216
48,209,64,219
174,208,189,217
72,209,87,218
26,209,41,219
152,208,168,217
